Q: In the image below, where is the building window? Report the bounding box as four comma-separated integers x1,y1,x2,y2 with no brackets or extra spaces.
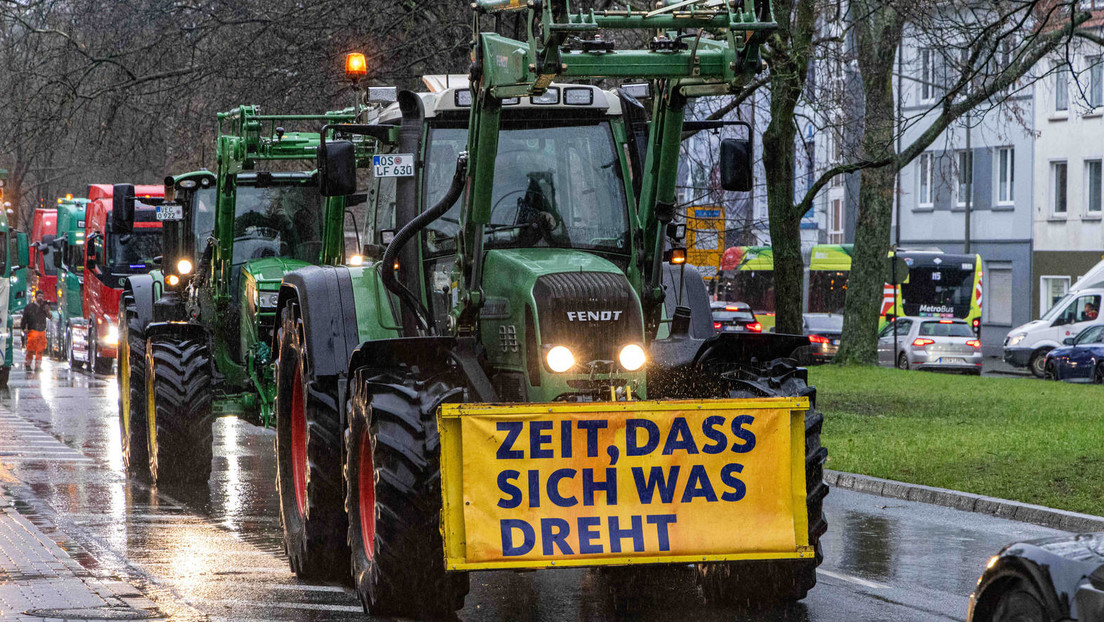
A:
1091,57,1104,108
829,199,844,244
1041,276,1071,314
997,147,1014,204
918,152,933,207
1056,63,1069,112
918,48,937,103
956,150,973,207
984,263,1013,326
1087,160,1103,214
1051,161,1068,214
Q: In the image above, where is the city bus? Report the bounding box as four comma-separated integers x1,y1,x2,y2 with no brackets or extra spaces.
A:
714,244,983,334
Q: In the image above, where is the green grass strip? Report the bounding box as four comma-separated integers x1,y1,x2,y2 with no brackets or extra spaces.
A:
810,365,1104,516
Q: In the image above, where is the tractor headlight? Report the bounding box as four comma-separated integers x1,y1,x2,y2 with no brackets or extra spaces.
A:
257,292,279,309
618,344,646,371
104,325,120,346
176,259,193,275
166,274,180,286
347,254,364,267
545,346,575,373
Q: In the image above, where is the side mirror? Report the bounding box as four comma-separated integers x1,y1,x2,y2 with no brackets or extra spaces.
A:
85,236,97,271
319,140,357,197
1063,337,1075,345
52,239,64,270
720,137,753,192
112,183,136,234
15,231,29,269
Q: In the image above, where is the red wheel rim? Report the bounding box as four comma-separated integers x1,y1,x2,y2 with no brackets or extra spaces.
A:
358,430,376,560
290,364,308,517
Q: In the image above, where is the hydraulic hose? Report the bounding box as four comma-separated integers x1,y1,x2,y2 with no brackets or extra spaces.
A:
380,152,468,335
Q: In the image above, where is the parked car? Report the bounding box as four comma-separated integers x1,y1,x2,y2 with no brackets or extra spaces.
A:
877,317,983,375
709,301,762,333
1043,324,1104,383
967,533,1104,622
803,313,843,363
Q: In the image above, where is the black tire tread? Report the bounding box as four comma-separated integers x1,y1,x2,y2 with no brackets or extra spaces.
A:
147,336,214,485
119,291,149,472
696,359,828,606
275,303,349,581
345,368,469,617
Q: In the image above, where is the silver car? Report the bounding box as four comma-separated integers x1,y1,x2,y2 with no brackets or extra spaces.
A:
877,317,983,375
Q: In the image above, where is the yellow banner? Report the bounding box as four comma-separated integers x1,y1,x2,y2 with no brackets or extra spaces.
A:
440,399,808,569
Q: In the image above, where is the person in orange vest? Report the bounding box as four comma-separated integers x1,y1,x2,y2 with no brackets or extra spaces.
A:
21,290,49,372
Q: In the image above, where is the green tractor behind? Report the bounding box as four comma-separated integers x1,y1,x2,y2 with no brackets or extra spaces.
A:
117,106,363,485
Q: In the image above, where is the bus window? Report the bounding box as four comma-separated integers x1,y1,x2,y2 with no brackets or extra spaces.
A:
808,270,848,314
901,265,973,315
724,270,775,314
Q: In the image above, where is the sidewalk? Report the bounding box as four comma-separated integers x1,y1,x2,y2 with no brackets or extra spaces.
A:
0,492,160,621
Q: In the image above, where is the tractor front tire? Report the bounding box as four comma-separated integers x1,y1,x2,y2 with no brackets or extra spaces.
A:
118,293,149,473
345,367,469,617
145,336,214,485
275,303,349,580
697,362,828,606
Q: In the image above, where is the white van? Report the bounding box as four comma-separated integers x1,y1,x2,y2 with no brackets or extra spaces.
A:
1003,261,1104,377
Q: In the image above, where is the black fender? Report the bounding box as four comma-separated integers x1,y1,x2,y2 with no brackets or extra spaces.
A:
348,336,496,405
145,321,210,345
121,274,158,330
277,265,361,381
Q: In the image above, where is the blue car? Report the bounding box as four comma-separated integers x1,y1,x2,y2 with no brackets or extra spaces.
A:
1043,324,1104,382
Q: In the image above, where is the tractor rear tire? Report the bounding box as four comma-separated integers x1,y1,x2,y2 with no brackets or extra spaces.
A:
118,293,149,473
697,362,828,606
275,303,349,580
145,336,214,485
345,367,470,617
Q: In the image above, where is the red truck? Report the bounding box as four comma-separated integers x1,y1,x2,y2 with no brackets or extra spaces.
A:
71,184,163,374
29,207,58,304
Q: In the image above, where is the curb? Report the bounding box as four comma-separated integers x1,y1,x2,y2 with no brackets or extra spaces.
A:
826,470,1104,533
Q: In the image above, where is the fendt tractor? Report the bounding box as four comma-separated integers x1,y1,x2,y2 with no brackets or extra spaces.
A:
264,0,821,616
47,197,89,363
0,204,30,388
116,106,358,483
71,185,163,374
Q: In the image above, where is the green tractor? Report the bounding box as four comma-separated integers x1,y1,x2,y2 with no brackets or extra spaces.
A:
116,106,362,484
272,0,826,616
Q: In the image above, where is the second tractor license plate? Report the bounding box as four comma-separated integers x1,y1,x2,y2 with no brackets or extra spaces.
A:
156,204,183,221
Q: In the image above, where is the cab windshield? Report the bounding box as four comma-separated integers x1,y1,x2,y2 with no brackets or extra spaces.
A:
229,184,323,265
423,119,629,254
108,230,162,273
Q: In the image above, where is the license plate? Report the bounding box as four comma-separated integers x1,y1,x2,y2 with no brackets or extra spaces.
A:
156,204,183,221
831,339,840,346
937,357,964,364
724,326,744,332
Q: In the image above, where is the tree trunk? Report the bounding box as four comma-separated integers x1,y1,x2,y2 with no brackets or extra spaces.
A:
763,103,804,335
761,0,814,336
836,3,902,365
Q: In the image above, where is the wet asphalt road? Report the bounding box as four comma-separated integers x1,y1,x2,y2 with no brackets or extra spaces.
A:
0,361,1068,621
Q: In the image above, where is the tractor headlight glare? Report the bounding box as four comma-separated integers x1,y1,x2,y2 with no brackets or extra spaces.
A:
618,344,646,371
166,274,180,286
176,259,193,275
546,346,575,373
104,325,120,346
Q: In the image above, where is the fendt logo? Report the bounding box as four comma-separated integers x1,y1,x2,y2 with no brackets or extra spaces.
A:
566,310,623,322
